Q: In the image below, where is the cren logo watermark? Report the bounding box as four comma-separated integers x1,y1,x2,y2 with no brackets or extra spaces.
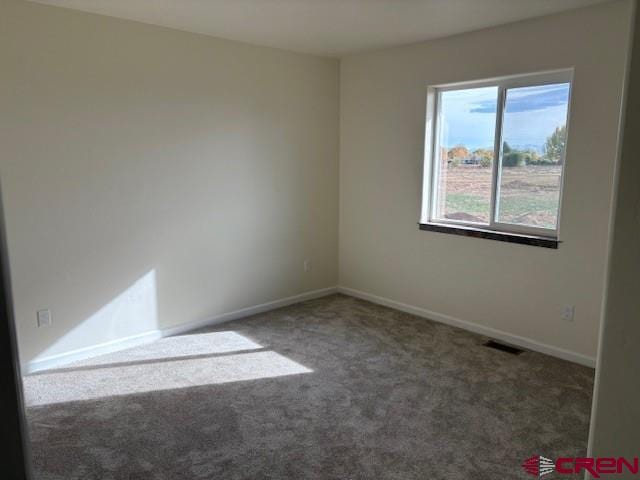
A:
522,455,639,478
522,456,555,477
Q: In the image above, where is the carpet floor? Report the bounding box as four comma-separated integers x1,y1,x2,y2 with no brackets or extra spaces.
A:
24,294,594,479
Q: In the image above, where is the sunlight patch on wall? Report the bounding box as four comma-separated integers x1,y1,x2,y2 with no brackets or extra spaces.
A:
31,270,159,363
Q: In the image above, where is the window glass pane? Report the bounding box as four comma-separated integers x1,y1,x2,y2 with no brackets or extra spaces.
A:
497,83,570,230
433,86,498,224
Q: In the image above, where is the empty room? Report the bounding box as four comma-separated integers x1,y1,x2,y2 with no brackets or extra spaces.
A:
1,0,639,479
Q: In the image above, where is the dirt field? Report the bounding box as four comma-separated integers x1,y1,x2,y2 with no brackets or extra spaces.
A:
437,165,562,228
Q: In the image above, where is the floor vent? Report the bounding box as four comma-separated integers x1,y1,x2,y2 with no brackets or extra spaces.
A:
484,340,524,355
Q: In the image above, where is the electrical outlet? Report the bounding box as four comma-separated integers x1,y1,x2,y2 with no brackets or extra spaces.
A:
561,305,575,322
303,259,312,272
37,309,52,327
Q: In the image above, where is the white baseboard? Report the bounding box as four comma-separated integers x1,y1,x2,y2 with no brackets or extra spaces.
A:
25,330,163,374
25,285,593,373
338,286,596,368
24,286,338,374
161,286,338,337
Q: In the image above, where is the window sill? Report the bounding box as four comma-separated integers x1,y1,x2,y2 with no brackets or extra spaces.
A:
418,222,559,249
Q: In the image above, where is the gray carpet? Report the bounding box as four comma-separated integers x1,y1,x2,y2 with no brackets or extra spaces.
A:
24,294,594,479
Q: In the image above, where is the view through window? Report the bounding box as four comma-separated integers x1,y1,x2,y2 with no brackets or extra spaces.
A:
425,71,572,237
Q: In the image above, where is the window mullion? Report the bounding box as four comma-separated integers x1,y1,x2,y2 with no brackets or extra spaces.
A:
429,91,442,221
489,86,506,229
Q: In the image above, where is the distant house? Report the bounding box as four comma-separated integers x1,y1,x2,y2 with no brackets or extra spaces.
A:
462,153,482,165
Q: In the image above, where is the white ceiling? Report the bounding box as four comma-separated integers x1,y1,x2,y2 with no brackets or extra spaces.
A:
31,0,611,57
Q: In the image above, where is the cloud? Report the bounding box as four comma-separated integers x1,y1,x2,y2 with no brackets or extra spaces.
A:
468,102,496,113
469,84,570,114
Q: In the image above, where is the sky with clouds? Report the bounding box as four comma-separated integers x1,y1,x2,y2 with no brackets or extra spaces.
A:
438,83,570,151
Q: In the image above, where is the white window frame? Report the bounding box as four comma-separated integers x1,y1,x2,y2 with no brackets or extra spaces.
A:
421,69,574,239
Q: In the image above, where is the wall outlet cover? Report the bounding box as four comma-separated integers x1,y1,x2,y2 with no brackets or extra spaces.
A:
37,309,52,327
561,305,575,322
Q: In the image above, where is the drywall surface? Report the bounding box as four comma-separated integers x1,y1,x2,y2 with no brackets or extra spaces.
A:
0,0,339,366
589,0,640,459
339,0,632,361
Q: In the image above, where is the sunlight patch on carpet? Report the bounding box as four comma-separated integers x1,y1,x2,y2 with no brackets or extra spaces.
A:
24,350,312,406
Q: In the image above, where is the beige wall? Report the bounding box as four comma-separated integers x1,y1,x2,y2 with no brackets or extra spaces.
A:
1,0,632,371
0,0,339,367
589,0,640,459
339,0,632,362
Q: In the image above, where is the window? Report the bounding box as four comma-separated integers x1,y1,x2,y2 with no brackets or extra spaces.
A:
421,71,572,245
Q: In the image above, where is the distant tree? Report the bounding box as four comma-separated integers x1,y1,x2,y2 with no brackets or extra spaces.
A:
502,141,525,167
503,151,525,167
473,148,494,168
523,149,541,165
543,125,567,164
447,145,469,161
